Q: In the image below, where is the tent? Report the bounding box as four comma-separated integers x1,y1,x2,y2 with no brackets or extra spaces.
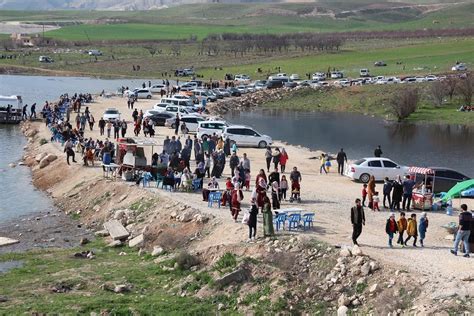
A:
441,179,474,202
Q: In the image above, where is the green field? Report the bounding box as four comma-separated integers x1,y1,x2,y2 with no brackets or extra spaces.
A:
1,2,473,41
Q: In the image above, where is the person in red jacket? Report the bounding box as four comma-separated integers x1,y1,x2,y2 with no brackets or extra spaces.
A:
385,213,399,248
279,148,289,173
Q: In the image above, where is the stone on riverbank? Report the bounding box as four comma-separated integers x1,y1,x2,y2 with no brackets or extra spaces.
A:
103,219,129,240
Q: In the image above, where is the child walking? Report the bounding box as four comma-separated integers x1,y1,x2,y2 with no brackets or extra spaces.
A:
372,192,380,211
280,175,288,201
397,212,408,247
405,213,418,247
244,170,251,191
361,184,368,207
419,212,429,247
385,213,399,248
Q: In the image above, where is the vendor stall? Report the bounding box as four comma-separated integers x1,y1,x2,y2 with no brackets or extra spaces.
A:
409,167,435,210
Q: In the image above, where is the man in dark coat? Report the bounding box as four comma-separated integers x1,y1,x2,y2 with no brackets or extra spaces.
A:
374,145,383,157
336,148,347,175
351,198,365,246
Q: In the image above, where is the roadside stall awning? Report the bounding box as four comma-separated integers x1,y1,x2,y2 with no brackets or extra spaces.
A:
408,167,434,175
442,179,474,202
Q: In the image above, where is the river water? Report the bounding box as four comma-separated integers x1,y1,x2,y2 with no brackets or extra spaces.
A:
225,109,474,177
1,75,473,222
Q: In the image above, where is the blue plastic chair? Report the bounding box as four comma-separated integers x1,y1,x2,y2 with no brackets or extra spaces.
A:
288,214,302,231
142,172,153,187
302,213,315,231
208,191,222,208
192,178,202,191
156,174,164,188
274,213,287,231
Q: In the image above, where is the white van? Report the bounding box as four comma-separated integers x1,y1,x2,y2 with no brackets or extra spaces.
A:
196,120,229,139
160,97,194,107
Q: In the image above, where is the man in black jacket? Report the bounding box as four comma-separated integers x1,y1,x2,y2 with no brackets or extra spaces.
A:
336,148,347,175
374,145,383,157
351,198,365,246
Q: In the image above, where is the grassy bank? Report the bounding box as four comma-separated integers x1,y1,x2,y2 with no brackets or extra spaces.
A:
1,37,472,80
261,84,474,125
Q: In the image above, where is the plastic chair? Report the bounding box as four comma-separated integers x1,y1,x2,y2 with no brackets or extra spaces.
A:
208,191,222,208
142,172,153,187
192,178,202,191
156,174,164,188
302,213,315,231
274,213,287,231
288,214,302,231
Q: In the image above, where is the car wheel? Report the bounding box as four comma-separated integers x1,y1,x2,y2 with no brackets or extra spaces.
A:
359,173,370,183
258,141,267,148
147,95,152,99
171,123,176,129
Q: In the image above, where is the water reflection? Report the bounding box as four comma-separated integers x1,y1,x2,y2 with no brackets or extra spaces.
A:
225,109,474,177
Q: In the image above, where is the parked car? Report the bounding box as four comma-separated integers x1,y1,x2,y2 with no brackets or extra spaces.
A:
345,157,409,183
359,69,370,77
234,74,250,82
103,108,121,121
88,50,102,56
150,84,166,93
197,120,229,139
165,115,205,131
330,71,344,79
38,55,54,63
335,79,350,87
413,167,470,193
148,112,174,126
374,61,387,67
222,125,272,148
402,77,417,84
133,89,152,99
159,97,193,107
192,90,217,102
254,80,268,90
214,88,231,97
267,80,284,89
180,82,198,92
236,86,249,94
284,81,298,88
144,109,162,117
211,89,225,99
451,63,467,71
227,87,242,96
425,75,438,81
164,105,193,115
290,74,300,80
312,72,326,81
268,73,288,81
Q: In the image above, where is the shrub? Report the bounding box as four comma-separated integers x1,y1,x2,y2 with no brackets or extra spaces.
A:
214,252,237,272
389,87,419,121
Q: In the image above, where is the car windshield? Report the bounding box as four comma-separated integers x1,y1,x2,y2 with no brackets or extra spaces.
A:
105,110,118,114
353,159,366,165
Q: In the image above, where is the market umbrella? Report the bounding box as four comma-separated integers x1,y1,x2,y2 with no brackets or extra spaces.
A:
441,179,474,202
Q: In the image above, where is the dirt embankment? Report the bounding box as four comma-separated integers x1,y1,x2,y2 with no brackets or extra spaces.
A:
16,111,474,314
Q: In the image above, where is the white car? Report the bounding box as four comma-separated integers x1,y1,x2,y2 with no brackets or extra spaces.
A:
330,71,344,79
268,73,288,81
335,79,350,87
345,157,409,183
133,88,152,99
222,125,272,148
425,75,438,81
164,105,193,116
312,72,326,81
165,115,205,132
197,120,229,139
150,84,166,93
290,74,300,80
234,74,250,82
452,63,467,71
214,88,231,97
236,86,249,94
359,69,370,77
103,108,121,121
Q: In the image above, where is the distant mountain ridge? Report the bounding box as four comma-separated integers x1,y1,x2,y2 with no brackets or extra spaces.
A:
0,0,206,10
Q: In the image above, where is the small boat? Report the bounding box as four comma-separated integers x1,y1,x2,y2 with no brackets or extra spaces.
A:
0,95,23,124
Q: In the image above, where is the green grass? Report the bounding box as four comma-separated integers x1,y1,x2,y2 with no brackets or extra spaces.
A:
0,240,214,314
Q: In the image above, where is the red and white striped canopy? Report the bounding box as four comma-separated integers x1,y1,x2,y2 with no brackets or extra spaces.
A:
408,167,434,175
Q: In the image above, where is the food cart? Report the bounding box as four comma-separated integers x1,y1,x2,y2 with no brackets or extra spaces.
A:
408,167,435,210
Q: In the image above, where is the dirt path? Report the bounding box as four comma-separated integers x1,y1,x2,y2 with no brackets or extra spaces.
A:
29,95,474,301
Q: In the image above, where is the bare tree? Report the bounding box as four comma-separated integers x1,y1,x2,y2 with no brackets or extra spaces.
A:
456,72,473,106
171,43,181,56
144,45,157,57
443,77,458,100
389,88,419,122
430,81,446,107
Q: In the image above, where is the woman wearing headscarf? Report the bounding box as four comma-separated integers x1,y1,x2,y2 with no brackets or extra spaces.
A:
231,183,244,222
367,175,376,209
256,177,267,210
279,148,289,173
391,175,403,211
271,181,280,210
262,195,275,237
